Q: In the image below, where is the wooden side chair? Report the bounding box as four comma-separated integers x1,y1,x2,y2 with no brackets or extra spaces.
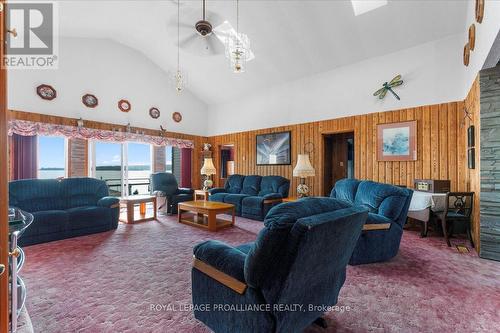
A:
438,192,474,247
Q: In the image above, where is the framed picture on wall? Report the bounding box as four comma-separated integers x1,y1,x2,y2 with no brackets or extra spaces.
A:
256,131,291,165
377,120,417,161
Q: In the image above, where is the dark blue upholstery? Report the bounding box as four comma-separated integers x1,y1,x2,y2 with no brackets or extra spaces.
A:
192,198,368,333
9,178,120,246
209,174,290,221
150,172,194,214
330,178,413,265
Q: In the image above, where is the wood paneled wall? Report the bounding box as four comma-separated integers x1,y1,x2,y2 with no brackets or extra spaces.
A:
209,101,472,198
210,96,481,249
465,77,481,251
8,110,208,190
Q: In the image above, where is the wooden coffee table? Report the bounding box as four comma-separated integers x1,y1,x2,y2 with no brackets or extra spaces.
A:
119,195,157,224
178,201,235,232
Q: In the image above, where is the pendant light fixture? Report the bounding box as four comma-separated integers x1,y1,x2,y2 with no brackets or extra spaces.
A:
172,0,187,93
225,0,250,73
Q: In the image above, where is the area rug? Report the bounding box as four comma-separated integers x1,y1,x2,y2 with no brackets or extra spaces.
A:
21,215,500,333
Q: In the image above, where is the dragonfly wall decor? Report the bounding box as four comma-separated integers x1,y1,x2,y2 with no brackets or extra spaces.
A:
373,75,404,100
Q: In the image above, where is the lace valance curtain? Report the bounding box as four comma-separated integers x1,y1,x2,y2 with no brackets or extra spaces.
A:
8,119,194,149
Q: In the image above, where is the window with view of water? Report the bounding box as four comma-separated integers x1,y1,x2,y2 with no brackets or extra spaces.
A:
94,142,123,196
127,143,151,195
38,136,66,179
165,146,173,173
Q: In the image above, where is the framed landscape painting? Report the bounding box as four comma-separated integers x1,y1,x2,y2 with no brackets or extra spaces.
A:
377,121,417,161
256,131,291,165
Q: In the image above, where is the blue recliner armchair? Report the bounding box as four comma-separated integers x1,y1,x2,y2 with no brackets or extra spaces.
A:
9,177,120,246
330,179,413,265
150,172,194,214
209,174,290,220
192,198,368,333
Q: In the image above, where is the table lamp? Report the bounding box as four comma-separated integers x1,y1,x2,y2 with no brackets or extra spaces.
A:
293,154,315,197
201,157,216,190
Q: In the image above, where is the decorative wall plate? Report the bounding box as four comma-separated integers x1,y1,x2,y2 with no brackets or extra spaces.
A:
172,112,182,123
475,0,484,23
149,107,160,119
36,84,57,100
463,43,470,67
468,24,476,51
82,94,98,108
118,99,131,112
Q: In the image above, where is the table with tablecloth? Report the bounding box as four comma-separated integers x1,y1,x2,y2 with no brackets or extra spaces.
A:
407,191,447,237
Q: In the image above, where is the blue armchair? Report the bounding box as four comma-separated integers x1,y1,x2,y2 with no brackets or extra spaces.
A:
150,172,194,214
209,174,290,220
192,198,368,333
330,179,413,265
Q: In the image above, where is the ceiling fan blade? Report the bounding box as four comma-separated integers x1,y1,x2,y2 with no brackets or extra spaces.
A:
204,36,225,55
179,34,198,48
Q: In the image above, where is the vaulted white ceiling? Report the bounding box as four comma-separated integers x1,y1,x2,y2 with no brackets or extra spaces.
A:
58,0,469,106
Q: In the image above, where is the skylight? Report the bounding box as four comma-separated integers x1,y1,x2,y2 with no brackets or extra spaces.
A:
351,0,388,16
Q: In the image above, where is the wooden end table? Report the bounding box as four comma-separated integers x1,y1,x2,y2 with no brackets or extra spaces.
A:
178,201,235,232
282,197,299,202
194,189,210,201
119,195,157,224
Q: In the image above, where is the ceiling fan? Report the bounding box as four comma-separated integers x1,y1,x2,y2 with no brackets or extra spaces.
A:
171,0,224,56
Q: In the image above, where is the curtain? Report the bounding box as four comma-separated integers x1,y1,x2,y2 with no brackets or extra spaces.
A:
9,119,194,149
12,134,37,180
180,148,192,188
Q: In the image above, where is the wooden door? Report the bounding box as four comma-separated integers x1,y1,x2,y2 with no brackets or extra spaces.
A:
0,0,9,331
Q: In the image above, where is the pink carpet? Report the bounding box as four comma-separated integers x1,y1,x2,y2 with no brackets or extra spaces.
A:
21,215,500,333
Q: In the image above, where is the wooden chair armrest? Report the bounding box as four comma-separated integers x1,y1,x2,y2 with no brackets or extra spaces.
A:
192,257,247,295
110,203,120,209
363,223,391,231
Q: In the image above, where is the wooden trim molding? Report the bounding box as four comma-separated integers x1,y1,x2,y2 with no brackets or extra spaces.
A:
0,1,10,329
362,223,391,231
193,257,247,294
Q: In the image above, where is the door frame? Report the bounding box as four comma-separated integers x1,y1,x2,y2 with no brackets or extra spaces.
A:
1,0,10,331
320,129,355,197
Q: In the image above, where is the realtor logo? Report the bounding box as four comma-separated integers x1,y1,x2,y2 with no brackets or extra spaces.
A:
3,1,58,69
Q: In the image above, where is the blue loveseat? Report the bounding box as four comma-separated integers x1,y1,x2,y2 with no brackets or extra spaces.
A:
192,198,368,333
9,178,120,246
209,174,290,221
330,179,413,265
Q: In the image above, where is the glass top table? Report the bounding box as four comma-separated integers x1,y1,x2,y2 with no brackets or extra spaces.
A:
8,207,34,236
8,207,33,333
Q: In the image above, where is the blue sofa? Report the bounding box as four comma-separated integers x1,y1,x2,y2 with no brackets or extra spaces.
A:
330,179,413,265
192,197,368,333
209,174,290,221
9,178,120,246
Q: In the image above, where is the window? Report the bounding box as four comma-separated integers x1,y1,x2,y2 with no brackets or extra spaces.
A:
38,136,67,179
127,142,151,195
89,141,152,196
165,146,173,173
93,141,123,196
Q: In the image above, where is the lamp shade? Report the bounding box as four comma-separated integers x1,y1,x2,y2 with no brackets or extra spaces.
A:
293,154,315,178
201,157,216,176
